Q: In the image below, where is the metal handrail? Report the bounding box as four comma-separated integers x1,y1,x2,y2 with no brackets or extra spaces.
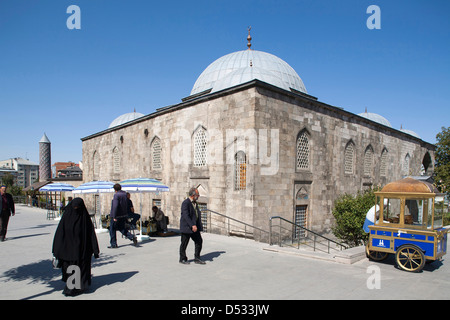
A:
269,216,347,253
203,209,269,241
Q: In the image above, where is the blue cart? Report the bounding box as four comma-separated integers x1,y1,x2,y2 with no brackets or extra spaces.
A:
366,178,448,272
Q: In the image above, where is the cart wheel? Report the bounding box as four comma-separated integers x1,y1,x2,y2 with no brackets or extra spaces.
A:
366,245,389,261
395,244,425,272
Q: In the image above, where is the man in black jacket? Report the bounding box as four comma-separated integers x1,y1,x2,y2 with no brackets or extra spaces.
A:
179,187,205,264
108,184,137,248
0,185,15,242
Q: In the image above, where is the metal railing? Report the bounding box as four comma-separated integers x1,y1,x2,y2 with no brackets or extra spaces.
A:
269,216,347,254
202,209,270,242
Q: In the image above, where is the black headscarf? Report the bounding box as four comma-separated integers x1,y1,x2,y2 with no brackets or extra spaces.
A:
52,198,100,261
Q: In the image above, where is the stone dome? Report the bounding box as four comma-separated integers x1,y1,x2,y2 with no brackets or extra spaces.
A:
191,49,307,95
400,128,421,139
358,111,392,128
108,111,145,129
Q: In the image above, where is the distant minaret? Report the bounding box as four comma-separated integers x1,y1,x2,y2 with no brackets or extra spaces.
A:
39,133,51,181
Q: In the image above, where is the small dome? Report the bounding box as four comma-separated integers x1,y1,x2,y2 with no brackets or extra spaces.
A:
191,49,307,95
400,128,421,139
358,112,392,128
108,112,145,128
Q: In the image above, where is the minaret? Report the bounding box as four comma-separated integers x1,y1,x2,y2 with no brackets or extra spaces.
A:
39,133,51,181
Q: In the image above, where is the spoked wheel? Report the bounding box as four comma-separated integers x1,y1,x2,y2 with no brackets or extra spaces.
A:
366,245,389,261
395,244,425,272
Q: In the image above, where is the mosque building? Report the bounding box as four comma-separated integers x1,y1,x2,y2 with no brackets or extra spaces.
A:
81,32,435,240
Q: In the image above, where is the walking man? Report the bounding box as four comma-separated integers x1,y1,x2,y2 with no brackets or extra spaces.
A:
109,184,137,248
0,185,15,242
179,187,205,264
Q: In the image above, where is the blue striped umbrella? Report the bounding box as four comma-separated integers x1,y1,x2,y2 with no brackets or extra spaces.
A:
40,183,75,192
73,180,115,194
119,178,169,241
119,178,169,193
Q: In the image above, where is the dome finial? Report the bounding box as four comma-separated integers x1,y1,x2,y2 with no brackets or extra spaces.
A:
247,26,252,50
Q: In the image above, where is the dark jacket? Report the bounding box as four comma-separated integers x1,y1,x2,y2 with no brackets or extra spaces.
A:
0,192,15,216
110,190,128,219
179,198,203,234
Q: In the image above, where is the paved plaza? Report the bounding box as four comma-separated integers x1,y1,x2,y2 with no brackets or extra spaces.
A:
1,204,449,301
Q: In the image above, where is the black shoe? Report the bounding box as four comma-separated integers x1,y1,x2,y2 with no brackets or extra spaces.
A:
179,260,190,265
132,236,138,246
194,259,206,265
108,244,118,249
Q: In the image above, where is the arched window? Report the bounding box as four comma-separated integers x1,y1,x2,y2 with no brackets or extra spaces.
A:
112,147,120,174
151,137,162,171
344,141,355,175
296,130,310,170
403,153,411,175
193,127,207,167
363,145,374,177
93,151,100,180
380,148,388,177
234,151,247,191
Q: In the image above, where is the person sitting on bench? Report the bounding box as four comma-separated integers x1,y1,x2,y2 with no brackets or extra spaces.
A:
152,206,167,233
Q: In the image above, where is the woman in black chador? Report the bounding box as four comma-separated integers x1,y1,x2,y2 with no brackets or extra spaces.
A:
52,197,100,296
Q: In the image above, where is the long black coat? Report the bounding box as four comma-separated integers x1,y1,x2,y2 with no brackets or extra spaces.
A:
52,198,100,262
179,198,203,234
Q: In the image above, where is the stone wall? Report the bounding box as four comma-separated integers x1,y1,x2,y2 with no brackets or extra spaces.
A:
81,80,435,240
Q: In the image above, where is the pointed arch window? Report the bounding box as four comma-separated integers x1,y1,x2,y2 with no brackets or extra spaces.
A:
344,141,355,175
193,127,207,167
403,153,411,175
93,151,100,180
363,145,374,177
151,137,162,171
234,151,247,191
380,148,388,177
113,147,120,174
296,130,310,170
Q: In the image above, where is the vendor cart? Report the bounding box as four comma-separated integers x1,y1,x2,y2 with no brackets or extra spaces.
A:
366,177,448,272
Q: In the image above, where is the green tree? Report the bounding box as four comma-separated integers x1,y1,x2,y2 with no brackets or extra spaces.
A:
435,126,450,196
1,173,23,196
332,189,376,247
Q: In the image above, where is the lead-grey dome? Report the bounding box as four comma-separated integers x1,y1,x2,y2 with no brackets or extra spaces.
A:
358,111,392,128
191,49,307,95
108,111,145,128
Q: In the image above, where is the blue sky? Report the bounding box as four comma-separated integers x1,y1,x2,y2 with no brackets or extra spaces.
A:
1,0,449,165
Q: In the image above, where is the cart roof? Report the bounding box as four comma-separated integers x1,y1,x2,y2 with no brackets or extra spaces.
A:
380,177,438,194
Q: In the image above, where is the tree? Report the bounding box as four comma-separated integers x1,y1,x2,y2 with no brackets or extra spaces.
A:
435,126,450,196
332,189,376,247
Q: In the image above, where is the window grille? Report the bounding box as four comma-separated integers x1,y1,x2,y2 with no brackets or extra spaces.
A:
193,128,207,167
380,149,388,177
93,151,100,179
296,131,310,170
198,202,208,232
113,147,120,174
344,142,355,174
151,138,162,170
403,154,411,175
363,146,373,177
234,151,247,191
294,205,307,239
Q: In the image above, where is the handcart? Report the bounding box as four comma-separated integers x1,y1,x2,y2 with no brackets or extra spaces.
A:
365,177,448,272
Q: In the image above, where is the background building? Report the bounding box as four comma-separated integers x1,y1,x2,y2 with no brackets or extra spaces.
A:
0,157,39,188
